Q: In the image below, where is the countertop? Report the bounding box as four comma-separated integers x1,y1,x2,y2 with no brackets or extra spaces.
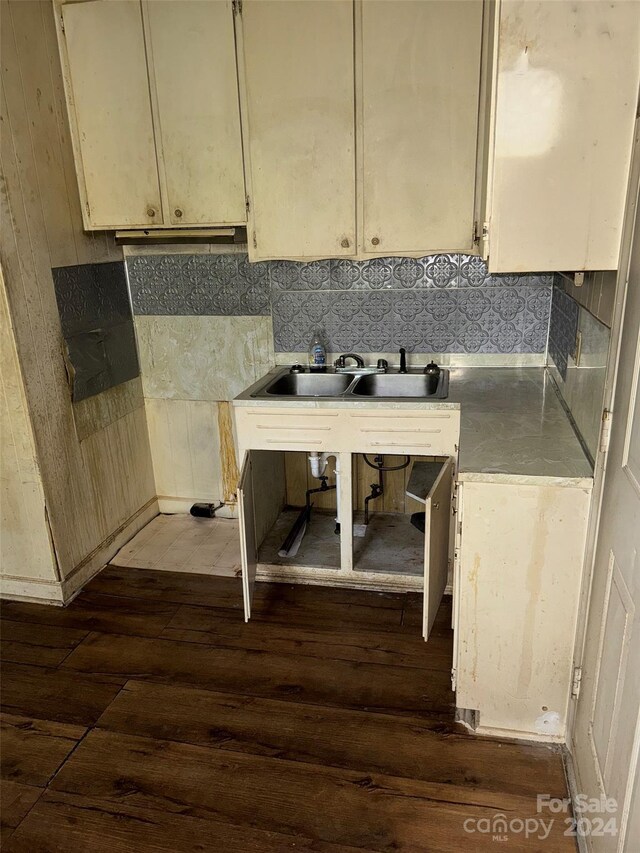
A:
234,367,593,486
446,368,593,485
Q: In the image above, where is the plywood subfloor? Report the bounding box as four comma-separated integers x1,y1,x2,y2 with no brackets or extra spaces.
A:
258,508,341,570
110,513,241,576
354,511,424,576
0,568,575,851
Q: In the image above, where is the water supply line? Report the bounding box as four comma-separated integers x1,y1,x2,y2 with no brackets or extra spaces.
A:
361,454,411,525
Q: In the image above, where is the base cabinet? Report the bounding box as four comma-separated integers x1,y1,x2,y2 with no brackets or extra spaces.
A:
453,478,591,741
237,448,454,640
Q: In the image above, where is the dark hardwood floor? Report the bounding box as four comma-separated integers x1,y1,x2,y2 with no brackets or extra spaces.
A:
0,568,575,851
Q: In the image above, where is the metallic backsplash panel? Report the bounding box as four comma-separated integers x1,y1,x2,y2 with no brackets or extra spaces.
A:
126,252,552,354
548,282,580,380
52,261,139,402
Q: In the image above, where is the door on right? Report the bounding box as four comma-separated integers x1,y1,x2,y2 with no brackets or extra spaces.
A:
572,131,640,852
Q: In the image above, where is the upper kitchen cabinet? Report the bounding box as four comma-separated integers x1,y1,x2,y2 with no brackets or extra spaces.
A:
238,0,485,261
237,0,356,259
56,0,246,230
359,0,483,256
482,0,640,273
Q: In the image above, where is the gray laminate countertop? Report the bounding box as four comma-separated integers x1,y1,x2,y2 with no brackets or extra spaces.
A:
447,368,593,485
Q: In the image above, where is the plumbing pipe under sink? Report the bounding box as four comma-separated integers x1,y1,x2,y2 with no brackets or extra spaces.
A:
309,451,341,534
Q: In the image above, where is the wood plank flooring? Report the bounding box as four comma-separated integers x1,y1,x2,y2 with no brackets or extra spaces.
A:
0,568,575,851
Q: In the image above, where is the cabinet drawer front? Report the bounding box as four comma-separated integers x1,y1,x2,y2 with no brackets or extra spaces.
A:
346,411,459,455
235,409,340,451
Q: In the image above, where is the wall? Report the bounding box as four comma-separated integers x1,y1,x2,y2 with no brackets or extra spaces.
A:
0,266,59,594
127,249,552,512
0,0,156,599
547,271,616,461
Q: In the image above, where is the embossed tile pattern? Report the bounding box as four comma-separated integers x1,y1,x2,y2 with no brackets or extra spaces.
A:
548,282,580,380
52,261,139,402
126,253,553,354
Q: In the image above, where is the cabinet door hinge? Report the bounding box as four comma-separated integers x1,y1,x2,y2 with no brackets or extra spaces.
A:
472,221,479,245
571,666,583,698
599,408,613,454
451,667,457,691
60,14,65,34
245,194,251,214
252,230,257,250
232,0,242,15
85,200,91,219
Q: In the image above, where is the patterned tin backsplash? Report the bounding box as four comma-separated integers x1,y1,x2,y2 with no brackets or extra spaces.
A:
52,261,139,402
126,252,553,354
547,283,580,379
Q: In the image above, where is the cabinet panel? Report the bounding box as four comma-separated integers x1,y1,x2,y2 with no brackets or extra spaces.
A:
239,0,356,259
455,480,590,739
60,0,161,228
345,411,460,456
144,0,246,226
487,0,640,272
238,450,257,621
235,408,342,454
360,0,483,255
422,459,453,640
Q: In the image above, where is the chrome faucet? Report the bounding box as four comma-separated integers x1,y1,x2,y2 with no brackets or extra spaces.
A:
334,352,365,369
399,347,408,373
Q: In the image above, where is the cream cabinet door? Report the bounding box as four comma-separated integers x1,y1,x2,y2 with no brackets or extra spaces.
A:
60,0,162,228
421,459,454,641
486,0,640,272
238,0,356,259
238,450,258,621
144,0,246,226
360,1,483,256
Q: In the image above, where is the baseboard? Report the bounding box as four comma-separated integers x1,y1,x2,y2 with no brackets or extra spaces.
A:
61,498,159,602
472,723,567,744
157,496,237,519
0,498,159,606
562,744,590,853
0,576,65,605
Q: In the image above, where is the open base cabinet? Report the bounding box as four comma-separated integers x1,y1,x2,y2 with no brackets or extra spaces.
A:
238,449,454,640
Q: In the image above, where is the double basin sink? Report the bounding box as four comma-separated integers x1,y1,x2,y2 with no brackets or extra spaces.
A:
251,368,449,400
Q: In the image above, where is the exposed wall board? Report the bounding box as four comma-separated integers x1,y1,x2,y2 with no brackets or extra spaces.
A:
559,270,618,329
548,294,611,461
0,266,58,582
72,377,145,442
456,480,591,740
134,314,274,509
0,0,155,582
144,398,222,506
134,315,274,403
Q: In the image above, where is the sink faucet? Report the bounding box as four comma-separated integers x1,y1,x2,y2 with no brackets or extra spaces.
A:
335,353,364,369
399,347,407,374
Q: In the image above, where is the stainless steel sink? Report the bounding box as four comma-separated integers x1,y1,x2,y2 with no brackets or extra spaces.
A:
264,372,354,397
246,367,449,400
350,372,448,398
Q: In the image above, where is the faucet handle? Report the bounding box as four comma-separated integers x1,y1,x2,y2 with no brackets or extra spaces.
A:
376,358,388,372
334,355,346,369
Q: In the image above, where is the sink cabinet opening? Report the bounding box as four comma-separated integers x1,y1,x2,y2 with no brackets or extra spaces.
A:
352,454,450,578
246,450,343,573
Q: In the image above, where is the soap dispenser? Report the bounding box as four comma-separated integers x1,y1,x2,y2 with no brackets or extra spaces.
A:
308,330,327,372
